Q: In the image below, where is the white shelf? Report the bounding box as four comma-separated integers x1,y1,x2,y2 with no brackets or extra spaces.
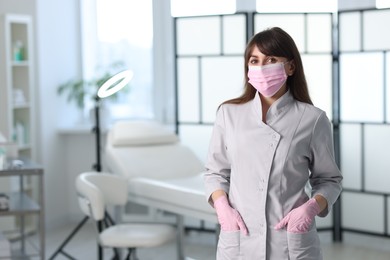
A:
0,192,40,216
0,158,44,259
0,14,35,160
10,61,30,67
0,14,41,259
17,145,31,152
13,103,30,110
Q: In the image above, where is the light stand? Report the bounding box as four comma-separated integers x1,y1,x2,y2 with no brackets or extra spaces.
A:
92,69,133,172
49,70,133,260
93,96,102,172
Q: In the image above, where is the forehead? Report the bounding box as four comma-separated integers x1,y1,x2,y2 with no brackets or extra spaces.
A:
249,46,265,57
249,45,276,59
249,45,287,61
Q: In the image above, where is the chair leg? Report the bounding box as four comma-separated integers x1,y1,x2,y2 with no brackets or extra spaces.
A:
125,248,137,260
133,249,138,260
111,248,121,260
176,214,185,260
111,253,120,260
97,221,104,260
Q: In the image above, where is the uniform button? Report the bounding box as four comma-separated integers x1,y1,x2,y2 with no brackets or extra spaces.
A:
270,143,274,147
272,134,277,139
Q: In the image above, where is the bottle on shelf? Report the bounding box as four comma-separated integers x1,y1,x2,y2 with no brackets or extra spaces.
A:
12,40,24,61
0,148,5,170
14,122,25,147
13,88,27,107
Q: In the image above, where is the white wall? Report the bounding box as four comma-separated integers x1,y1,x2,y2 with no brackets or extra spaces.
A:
338,0,376,10
0,0,35,14
35,0,82,229
152,0,175,124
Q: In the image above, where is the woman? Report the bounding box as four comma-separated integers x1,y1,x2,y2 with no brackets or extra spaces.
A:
204,27,342,260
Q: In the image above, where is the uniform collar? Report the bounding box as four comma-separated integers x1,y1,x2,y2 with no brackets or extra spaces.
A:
252,90,294,123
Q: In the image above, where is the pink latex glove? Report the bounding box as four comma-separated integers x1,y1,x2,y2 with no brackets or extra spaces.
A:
274,198,321,233
214,196,248,235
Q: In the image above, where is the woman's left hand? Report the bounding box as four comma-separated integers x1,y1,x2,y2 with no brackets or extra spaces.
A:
274,198,321,233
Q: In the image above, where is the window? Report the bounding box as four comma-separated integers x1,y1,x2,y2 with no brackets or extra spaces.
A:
81,0,154,123
377,0,390,9
256,0,337,13
171,0,236,17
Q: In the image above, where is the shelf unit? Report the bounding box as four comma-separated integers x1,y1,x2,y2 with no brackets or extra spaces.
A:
0,14,35,160
0,14,38,257
0,158,44,260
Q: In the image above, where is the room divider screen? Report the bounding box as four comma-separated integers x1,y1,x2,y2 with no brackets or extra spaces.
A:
339,7,390,238
174,13,249,163
174,11,339,238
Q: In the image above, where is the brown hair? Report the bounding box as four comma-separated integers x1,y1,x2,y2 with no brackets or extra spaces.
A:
222,27,313,105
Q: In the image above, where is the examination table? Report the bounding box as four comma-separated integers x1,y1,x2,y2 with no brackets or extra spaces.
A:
104,120,217,259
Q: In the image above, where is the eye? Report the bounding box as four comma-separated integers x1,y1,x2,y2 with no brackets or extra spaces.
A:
249,58,258,65
265,57,278,64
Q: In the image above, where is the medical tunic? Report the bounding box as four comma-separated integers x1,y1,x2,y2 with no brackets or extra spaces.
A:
204,91,342,260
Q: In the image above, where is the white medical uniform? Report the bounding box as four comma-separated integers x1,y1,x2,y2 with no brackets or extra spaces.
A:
204,90,342,260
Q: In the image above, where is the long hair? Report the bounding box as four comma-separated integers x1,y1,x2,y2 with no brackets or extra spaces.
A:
222,27,313,105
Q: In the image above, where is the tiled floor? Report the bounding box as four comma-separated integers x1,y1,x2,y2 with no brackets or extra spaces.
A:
44,221,390,260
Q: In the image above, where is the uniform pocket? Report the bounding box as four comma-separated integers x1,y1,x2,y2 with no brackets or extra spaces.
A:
287,228,322,260
217,230,241,260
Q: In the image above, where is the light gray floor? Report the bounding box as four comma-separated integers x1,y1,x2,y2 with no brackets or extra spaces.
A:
45,221,390,260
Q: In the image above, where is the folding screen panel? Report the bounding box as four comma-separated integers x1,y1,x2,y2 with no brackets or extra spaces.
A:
175,12,336,232
175,7,390,241
340,124,362,190
340,53,384,122
175,13,248,162
365,125,390,193
176,16,222,55
339,8,390,237
342,192,385,233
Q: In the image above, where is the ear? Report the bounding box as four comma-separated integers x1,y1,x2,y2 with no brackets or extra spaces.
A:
286,60,295,76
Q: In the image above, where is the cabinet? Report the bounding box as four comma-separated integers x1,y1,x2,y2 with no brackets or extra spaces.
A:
0,14,38,255
0,14,35,160
0,158,44,260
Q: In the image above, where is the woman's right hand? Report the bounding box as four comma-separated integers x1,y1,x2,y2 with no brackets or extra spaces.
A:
214,196,248,235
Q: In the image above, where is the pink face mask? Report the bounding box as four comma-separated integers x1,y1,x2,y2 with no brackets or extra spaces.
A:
247,62,288,97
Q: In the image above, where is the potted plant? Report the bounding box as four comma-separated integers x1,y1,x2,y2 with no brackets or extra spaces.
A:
57,61,129,111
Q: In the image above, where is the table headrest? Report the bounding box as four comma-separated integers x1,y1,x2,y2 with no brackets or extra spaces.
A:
111,120,179,147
